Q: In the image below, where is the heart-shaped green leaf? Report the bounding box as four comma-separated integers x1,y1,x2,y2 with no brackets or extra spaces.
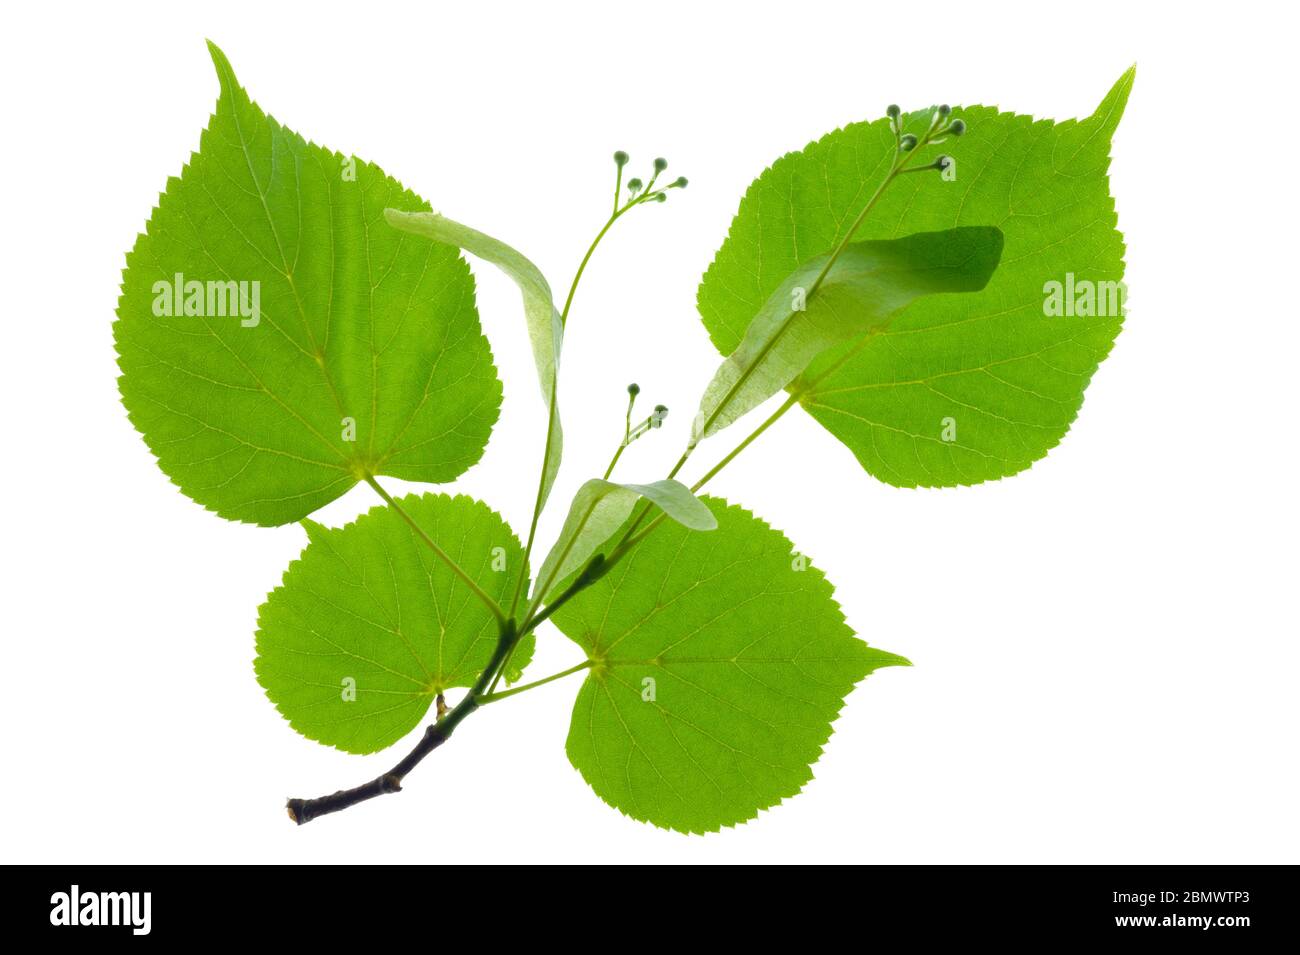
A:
115,43,502,525
255,493,529,754
552,496,905,833
698,70,1133,487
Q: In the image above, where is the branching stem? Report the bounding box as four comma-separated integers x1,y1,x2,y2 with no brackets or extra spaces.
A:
286,620,518,824
288,126,942,823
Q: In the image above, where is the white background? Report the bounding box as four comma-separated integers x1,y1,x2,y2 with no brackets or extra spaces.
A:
2,0,1295,864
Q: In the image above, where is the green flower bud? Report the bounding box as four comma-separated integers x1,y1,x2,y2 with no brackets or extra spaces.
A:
899,133,918,151
886,104,901,119
936,155,953,170
654,193,667,202
651,404,668,427
653,157,668,173
937,104,951,117
614,150,629,167
627,382,640,396
948,119,966,136
627,177,644,194
670,176,688,189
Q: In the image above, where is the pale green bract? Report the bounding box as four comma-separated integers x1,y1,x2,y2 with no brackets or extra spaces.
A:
698,70,1134,487
255,493,531,754
385,209,566,510
693,226,1004,444
534,478,715,602
552,497,906,833
114,43,502,525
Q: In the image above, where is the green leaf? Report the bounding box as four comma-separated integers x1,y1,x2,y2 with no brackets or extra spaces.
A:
693,226,1003,444
255,493,530,754
534,478,715,602
114,42,502,525
386,209,565,509
698,69,1134,487
552,496,906,833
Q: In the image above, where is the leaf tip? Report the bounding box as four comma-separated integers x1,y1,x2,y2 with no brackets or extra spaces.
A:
871,649,913,670
1091,64,1136,127
1112,63,1137,99
205,39,236,88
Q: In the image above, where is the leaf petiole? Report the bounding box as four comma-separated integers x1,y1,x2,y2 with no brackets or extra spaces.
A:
475,659,593,705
